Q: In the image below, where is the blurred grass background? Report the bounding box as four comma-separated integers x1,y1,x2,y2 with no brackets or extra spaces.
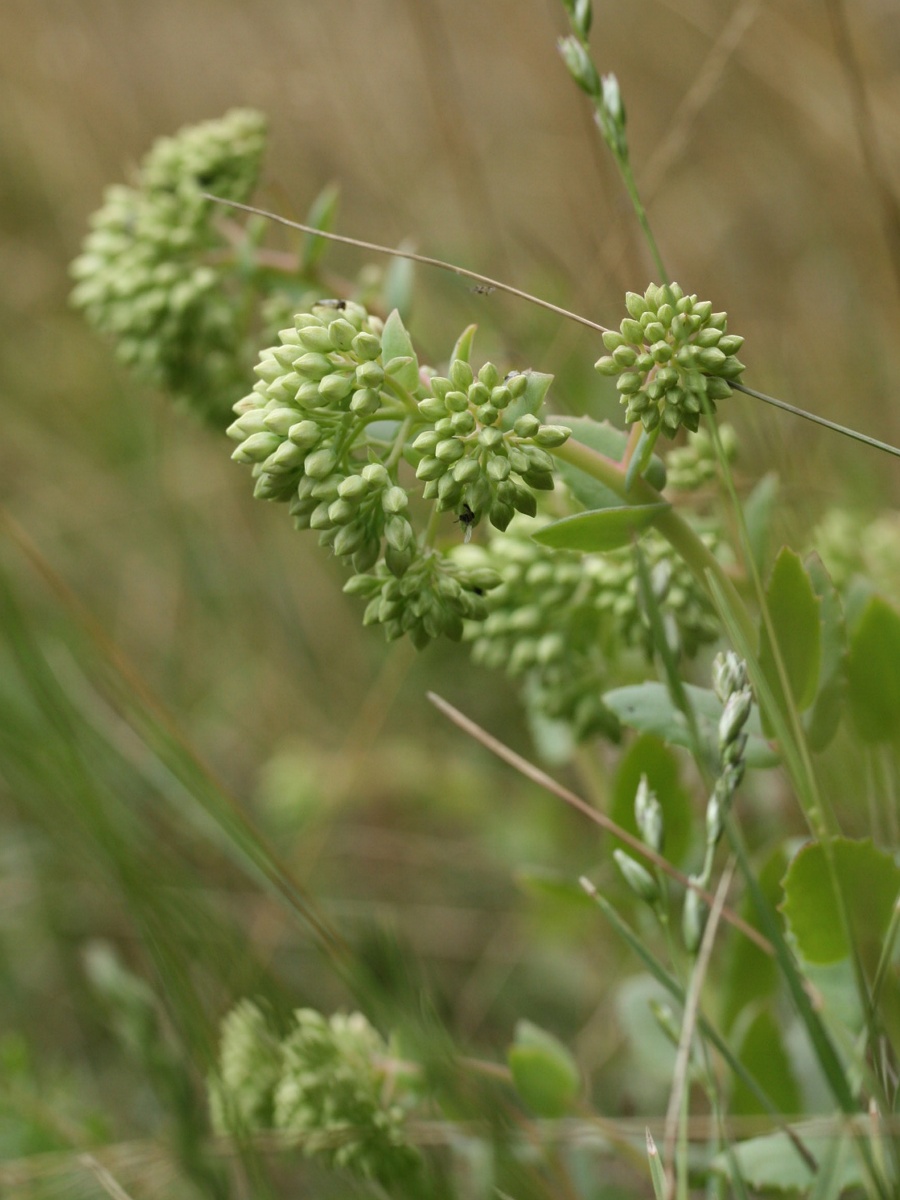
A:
1,0,900,1193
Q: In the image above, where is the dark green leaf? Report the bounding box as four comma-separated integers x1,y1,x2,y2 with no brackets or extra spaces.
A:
758,547,821,722
846,594,900,743
781,837,900,966
731,1008,800,1116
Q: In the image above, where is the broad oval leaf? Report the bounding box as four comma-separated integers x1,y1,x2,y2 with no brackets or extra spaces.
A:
532,503,668,552
507,1020,580,1117
758,547,821,718
781,837,900,966
603,682,778,768
846,594,900,743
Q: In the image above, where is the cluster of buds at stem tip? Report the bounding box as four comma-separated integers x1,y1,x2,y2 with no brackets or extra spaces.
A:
595,283,745,437
413,360,570,535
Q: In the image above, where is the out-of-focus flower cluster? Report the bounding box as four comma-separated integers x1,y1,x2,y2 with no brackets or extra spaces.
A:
70,109,267,423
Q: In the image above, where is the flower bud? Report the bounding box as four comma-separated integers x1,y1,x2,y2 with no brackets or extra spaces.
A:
634,775,664,853
682,884,707,955
719,688,752,748
614,849,660,905
558,35,600,95
514,414,541,438
450,359,474,391
232,432,282,463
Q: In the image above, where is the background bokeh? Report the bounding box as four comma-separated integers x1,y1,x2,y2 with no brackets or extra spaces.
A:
1,0,900,1192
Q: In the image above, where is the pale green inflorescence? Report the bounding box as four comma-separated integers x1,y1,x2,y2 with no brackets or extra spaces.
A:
413,361,570,534
70,109,268,424
460,518,720,740
210,1002,419,1186
228,301,420,575
595,283,745,437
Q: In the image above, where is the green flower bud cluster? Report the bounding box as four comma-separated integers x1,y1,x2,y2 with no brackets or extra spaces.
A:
71,110,268,423
345,551,502,650
665,424,738,492
228,302,420,574
465,521,720,739
412,360,571,534
209,1002,419,1186
595,283,745,437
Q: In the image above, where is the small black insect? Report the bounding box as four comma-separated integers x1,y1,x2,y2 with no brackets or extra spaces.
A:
470,284,496,295
456,502,476,544
316,298,347,310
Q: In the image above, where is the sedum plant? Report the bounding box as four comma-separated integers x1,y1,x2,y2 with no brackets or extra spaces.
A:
67,1,900,1197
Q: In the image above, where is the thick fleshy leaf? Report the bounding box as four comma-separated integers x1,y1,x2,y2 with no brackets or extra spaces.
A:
532,503,668,552
507,1020,580,1117
603,682,778,767
803,553,847,751
556,418,666,510
758,547,821,720
380,309,419,392
781,837,900,966
610,734,692,866
846,594,900,743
